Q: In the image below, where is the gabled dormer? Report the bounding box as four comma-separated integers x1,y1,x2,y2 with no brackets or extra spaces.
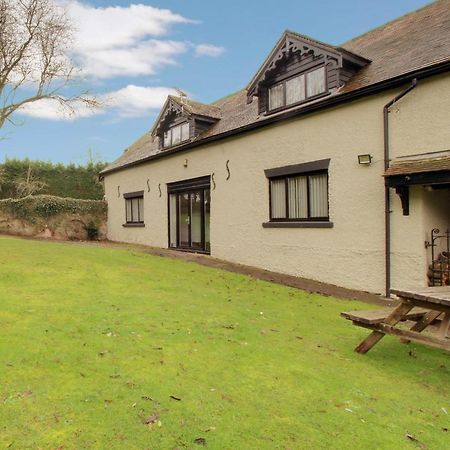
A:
152,95,221,149
247,31,370,115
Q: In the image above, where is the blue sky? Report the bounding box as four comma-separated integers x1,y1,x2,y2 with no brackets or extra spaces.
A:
0,0,432,165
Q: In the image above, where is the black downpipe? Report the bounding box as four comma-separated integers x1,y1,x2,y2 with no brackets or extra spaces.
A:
383,79,417,298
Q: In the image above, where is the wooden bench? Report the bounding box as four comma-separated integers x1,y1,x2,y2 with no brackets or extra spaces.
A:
342,288,450,353
341,307,429,325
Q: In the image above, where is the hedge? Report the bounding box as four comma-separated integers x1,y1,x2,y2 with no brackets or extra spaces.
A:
0,159,107,200
0,195,107,222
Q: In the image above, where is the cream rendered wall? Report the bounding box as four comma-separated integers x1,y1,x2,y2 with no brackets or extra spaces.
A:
104,73,450,294
388,75,450,290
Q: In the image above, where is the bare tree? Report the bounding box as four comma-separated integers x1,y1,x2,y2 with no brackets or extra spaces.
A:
0,0,99,128
14,164,47,197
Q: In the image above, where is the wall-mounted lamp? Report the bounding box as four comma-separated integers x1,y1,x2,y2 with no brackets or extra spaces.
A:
183,158,188,167
358,154,373,165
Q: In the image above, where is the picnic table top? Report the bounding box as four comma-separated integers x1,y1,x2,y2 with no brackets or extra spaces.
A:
391,287,450,308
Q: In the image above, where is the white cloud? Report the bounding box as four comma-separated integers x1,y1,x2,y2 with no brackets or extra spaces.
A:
62,1,194,79
106,85,177,118
17,98,100,121
195,44,226,57
65,1,193,49
17,85,177,121
75,40,188,78
14,2,226,121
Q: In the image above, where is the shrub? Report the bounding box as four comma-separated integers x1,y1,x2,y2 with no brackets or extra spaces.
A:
84,221,99,241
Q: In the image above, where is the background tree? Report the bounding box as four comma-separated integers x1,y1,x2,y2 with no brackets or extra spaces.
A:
0,158,107,199
14,164,47,197
0,166,6,193
0,0,98,128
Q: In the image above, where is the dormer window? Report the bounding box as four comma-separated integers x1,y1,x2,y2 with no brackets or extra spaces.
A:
246,31,370,115
164,122,190,148
268,67,326,112
152,96,220,150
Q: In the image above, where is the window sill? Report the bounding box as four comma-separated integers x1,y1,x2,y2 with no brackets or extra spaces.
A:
264,91,330,116
262,221,333,229
122,223,145,228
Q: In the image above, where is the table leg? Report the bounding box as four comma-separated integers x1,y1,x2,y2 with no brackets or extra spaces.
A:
355,302,413,354
400,310,442,343
439,313,450,339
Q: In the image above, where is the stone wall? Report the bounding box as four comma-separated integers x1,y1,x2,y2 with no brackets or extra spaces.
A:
0,195,107,241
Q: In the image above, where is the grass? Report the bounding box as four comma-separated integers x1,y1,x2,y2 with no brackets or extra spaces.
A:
0,236,449,449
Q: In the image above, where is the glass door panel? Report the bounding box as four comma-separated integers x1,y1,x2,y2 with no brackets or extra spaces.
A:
178,192,190,247
190,190,203,250
168,182,211,253
169,194,177,248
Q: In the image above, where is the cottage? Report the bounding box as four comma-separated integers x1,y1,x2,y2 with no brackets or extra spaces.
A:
100,0,450,296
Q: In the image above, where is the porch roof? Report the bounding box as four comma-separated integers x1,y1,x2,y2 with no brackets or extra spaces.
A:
385,156,450,177
384,155,450,188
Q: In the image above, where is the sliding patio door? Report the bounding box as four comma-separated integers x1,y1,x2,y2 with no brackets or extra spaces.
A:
168,176,210,253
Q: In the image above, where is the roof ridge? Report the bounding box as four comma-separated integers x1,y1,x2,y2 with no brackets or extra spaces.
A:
168,94,223,113
184,97,221,109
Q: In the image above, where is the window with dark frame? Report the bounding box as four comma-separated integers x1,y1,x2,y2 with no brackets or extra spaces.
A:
124,193,144,224
269,171,329,221
163,122,190,148
265,160,331,223
268,66,327,112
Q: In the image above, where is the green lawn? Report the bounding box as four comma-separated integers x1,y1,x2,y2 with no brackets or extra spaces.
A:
0,236,449,449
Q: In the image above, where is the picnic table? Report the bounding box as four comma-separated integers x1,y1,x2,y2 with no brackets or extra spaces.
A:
341,287,450,353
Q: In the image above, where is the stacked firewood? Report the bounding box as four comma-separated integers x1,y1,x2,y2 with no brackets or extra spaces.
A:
428,251,450,286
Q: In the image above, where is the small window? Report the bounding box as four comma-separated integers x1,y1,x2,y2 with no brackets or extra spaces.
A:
306,67,326,98
269,171,329,221
163,122,190,147
181,122,190,141
268,83,284,110
125,194,144,224
286,74,305,105
172,125,181,145
268,66,327,111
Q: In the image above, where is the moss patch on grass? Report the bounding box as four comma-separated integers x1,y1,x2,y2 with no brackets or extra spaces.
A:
0,237,449,449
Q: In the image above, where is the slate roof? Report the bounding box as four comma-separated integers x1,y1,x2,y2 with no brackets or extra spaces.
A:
102,0,450,175
385,156,450,176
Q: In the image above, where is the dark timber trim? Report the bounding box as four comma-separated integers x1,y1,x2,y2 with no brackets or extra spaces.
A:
123,190,144,199
265,159,330,178
394,186,410,216
167,175,211,193
100,60,450,176
385,171,450,187
262,221,333,228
